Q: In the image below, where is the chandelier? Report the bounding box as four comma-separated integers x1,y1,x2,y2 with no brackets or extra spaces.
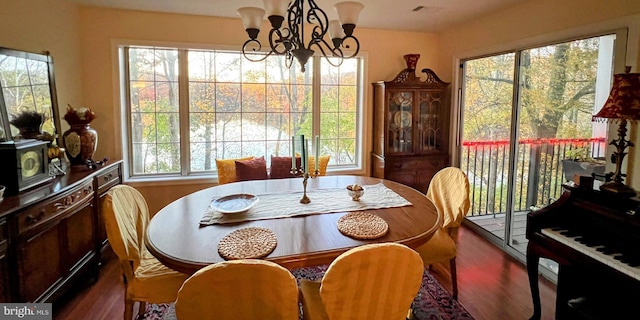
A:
237,0,364,72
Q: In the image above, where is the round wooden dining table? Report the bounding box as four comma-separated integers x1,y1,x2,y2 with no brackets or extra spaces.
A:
146,175,440,274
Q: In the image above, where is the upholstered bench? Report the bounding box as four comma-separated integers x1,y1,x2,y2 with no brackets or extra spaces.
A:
215,155,330,185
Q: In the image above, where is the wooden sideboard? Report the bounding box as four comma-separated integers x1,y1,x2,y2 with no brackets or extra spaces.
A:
0,160,122,303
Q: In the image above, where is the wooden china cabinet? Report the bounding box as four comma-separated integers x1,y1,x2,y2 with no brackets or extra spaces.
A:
372,57,450,193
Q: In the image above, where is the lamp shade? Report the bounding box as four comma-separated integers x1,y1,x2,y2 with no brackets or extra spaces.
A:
263,0,289,18
329,20,345,39
593,71,640,122
334,1,364,25
237,7,265,29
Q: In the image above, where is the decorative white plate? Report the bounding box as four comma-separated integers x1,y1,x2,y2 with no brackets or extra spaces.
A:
211,194,259,214
394,111,412,128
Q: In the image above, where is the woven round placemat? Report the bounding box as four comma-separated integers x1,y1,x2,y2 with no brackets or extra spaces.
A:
337,211,389,240
217,227,277,260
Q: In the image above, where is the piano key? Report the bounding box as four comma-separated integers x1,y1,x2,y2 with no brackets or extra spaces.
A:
541,228,640,281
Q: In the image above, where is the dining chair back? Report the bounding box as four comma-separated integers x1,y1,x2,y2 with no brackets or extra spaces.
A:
174,259,300,320
102,185,187,319
415,167,470,299
300,242,424,320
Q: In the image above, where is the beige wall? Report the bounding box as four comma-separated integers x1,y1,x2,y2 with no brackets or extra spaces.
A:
77,7,439,213
438,0,640,190
0,0,83,131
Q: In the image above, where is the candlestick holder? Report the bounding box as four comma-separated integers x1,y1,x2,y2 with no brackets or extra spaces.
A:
290,168,320,203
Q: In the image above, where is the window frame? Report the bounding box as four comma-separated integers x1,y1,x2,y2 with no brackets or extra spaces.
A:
117,43,367,183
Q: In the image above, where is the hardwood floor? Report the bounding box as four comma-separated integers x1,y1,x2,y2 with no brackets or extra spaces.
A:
53,224,557,320
441,226,556,319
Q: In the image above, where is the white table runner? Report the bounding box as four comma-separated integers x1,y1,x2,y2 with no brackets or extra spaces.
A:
200,183,412,225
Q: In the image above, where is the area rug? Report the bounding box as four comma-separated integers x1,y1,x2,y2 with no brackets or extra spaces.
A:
137,265,474,320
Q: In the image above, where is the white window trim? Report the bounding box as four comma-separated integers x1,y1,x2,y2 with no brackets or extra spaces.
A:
112,40,370,185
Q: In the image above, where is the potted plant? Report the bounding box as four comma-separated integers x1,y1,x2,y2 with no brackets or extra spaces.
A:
9,110,43,139
561,146,605,182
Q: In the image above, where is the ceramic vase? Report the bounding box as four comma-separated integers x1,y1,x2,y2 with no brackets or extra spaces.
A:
403,54,420,70
63,124,98,165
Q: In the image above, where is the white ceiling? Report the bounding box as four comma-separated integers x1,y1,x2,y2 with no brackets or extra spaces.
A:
70,0,526,33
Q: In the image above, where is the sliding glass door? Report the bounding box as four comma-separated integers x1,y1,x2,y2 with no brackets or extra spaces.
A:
459,31,625,272
460,53,515,243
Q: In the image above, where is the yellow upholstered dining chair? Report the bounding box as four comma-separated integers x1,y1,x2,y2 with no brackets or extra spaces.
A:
299,243,424,320
414,167,470,299
174,259,300,320
102,185,188,320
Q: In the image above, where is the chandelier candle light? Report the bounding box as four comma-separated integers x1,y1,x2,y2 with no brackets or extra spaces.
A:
291,134,320,203
237,0,364,72
592,66,640,197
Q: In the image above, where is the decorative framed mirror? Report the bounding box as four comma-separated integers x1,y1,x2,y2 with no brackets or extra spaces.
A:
0,47,61,146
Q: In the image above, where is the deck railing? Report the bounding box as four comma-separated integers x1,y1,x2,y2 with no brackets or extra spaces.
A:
461,137,606,217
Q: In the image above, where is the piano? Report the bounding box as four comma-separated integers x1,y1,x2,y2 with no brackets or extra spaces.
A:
526,185,640,320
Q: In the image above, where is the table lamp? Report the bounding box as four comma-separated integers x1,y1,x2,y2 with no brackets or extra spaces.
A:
592,66,640,197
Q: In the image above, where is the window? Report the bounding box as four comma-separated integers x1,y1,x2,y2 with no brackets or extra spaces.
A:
123,46,363,178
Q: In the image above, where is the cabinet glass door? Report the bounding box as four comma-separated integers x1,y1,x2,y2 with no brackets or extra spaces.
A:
387,91,413,154
417,91,444,153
